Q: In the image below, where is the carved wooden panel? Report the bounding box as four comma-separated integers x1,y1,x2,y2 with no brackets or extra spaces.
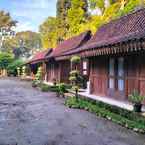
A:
140,80,145,96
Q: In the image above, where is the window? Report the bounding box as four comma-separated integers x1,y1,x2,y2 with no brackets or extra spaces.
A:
118,57,124,91
83,60,88,75
109,59,115,76
109,58,115,89
108,57,125,91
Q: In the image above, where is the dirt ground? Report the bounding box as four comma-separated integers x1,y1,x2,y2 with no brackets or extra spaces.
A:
0,78,144,145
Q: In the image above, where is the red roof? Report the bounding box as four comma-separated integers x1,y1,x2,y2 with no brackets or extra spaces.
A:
67,8,145,55
28,48,52,64
49,31,91,58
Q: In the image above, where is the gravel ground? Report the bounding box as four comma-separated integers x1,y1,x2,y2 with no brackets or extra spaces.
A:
0,78,144,145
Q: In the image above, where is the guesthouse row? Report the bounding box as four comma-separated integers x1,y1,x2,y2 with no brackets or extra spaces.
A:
26,8,145,102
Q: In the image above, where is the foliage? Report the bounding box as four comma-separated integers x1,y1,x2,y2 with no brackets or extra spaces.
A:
32,67,42,87
34,81,71,93
69,55,83,100
116,0,142,17
39,17,58,48
65,96,145,133
17,67,21,76
3,31,42,59
0,10,16,27
56,83,67,97
66,0,88,37
39,0,89,47
71,56,81,64
102,3,121,22
35,67,42,82
22,66,26,77
39,0,144,50
40,83,50,92
7,59,24,76
129,90,145,104
40,84,60,92
0,52,14,69
69,70,79,76
48,85,60,92
69,63,83,87
89,0,105,13
56,0,71,39
32,80,39,88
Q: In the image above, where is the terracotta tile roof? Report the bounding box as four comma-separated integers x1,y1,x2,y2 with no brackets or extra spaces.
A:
48,31,91,58
28,48,52,64
67,8,145,55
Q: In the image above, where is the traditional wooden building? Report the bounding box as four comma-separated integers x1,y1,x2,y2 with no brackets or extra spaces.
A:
45,31,92,84
59,8,145,101
26,49,52,80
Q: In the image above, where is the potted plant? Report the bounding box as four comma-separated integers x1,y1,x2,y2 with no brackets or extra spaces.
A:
52,78,57,86
32,80,38,88
129,90,145,112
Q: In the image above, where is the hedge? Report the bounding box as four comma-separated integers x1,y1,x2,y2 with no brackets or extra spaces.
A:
65,97,145,134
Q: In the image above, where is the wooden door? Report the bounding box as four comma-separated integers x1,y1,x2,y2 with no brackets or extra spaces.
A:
108,57,125,100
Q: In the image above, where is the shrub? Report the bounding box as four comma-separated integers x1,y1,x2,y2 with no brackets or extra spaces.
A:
7,59,24,76
40,84,49,92
56,83,68,97
71,56,81,65
32,80,39,88
0,52,14,70
32,67,42,87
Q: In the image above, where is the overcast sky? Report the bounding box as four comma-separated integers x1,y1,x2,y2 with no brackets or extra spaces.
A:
0,0,57,32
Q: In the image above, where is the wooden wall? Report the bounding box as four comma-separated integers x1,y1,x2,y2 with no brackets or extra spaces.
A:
59,60,71,83
89,52,145,102
46,60,71,84
126,53,145,97
46,61,59,82
90,56,108,96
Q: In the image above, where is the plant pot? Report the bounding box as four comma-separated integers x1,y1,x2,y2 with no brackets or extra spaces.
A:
32,83,37,88
133,104,142,112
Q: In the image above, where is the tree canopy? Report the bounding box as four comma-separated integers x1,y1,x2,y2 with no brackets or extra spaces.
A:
0,10,17,28
0,52,14,69
3,31,42,59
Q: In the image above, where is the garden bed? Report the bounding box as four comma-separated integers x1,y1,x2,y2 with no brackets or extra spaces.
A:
65,96,145,134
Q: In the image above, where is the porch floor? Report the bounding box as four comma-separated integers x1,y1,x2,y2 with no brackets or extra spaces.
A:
78,90,145,115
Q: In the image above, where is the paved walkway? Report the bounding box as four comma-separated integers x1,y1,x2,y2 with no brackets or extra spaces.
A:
0,78,144,145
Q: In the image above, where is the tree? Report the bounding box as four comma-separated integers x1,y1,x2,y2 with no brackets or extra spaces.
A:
0,10,17,51
39,17,58,48
3,31,42,59
0,11,16,27
69,56,82,100
89,0,106,14
0,52,14,70
116,0,143,17
7,59,24,76
39,0,145,51
57,0,71,39
67,0,89,37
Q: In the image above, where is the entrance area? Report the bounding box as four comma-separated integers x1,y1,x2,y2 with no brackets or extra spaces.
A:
108,57,125,100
